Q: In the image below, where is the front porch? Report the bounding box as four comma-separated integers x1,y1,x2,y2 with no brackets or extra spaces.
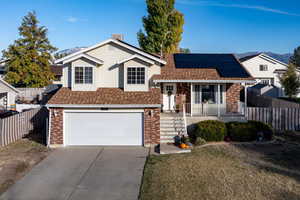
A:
161,82,247,117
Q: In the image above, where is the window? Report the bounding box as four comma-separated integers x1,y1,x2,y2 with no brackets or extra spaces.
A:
260,79,270,85
202,85,216,104
194,85,201,104
127,67,145,84
259,65,268,71
75,67,93,84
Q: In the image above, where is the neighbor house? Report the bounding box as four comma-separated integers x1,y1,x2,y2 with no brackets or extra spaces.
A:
47,37,254,147
239,53,297,97
0,78,19,110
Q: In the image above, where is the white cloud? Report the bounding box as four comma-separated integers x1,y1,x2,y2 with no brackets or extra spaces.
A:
177,0,300,17
66,17,78,23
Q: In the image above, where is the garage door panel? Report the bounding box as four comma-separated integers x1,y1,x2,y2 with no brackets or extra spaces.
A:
66,112,143,146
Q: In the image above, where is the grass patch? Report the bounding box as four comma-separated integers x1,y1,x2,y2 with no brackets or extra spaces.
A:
140,143,300,200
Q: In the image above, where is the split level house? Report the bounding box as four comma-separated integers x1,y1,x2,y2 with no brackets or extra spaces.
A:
47,37,254,147
239,53,299,97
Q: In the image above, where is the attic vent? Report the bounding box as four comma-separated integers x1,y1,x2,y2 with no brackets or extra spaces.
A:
111,34,124,41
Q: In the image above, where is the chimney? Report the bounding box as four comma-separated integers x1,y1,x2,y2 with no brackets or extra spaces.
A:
111,34,124,41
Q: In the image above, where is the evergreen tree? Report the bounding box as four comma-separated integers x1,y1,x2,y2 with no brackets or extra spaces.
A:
137,0,184,55
2,11,57,87
290,46,300,69
280,63,300,98
179,47,191,53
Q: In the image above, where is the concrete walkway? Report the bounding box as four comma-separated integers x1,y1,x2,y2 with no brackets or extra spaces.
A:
0,147,148,200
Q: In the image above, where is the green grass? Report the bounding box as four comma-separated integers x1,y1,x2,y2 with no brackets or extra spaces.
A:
140,143,300,200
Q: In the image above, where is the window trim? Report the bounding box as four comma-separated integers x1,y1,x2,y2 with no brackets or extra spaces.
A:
74,66,93,84
127,67,145,85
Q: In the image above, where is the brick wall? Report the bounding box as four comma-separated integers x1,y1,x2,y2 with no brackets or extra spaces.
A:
49,107,160,146
226,83,242,113
50,108,63,145
175,83,190,111
144,108,160,145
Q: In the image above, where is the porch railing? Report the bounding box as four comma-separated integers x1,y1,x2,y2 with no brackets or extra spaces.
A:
182,104,188,136
184,103,245,116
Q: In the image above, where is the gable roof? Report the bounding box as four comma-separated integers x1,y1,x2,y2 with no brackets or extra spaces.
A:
62,53,104,65
117,54,155,65
0,78,20,93
239,53,288,67
152,54,254,83
55,38,166,65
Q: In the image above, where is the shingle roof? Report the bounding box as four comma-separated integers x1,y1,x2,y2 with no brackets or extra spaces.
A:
152,54,253,81
47,87,161,105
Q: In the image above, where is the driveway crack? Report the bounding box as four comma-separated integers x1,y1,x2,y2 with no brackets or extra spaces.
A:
66,148,104,200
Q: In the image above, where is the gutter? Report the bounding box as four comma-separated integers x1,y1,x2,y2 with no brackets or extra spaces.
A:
153,79,256,84
46,104,162,108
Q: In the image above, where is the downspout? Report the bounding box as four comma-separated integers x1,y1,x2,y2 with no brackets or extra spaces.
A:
45,106,51,147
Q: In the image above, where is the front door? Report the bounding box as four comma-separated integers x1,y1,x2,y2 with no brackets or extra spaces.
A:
163,84,176,111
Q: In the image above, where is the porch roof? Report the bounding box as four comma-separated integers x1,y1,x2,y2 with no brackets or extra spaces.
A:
152,54,255,83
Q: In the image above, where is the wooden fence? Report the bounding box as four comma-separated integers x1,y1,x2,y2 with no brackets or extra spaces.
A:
247,107,300,131
0,108,48,147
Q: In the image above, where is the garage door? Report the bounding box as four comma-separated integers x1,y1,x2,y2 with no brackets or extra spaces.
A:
65,112,143,146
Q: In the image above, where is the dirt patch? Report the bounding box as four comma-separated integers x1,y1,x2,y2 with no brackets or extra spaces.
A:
0,136,51,195
140,140,300,200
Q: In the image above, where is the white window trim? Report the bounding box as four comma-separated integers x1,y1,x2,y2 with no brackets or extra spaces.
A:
127,66,146,85
74,66,93,84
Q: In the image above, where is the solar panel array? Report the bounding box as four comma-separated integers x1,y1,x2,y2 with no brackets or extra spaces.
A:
174,53,250,78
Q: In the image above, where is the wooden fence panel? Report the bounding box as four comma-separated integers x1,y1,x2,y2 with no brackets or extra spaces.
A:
247,107,300,131
0,108,48,147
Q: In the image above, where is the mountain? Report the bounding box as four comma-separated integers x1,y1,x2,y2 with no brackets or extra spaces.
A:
55,47,86,57
236,52,292,64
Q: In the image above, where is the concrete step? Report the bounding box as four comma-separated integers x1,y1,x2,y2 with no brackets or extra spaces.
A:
160,131,182,135
160,135,177,139
160,128,185,133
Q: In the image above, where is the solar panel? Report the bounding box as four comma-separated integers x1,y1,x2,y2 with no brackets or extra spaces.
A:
174,54,250,78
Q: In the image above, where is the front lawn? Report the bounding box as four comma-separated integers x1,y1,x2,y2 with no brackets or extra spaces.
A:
140,140,300,200
0,135,51,195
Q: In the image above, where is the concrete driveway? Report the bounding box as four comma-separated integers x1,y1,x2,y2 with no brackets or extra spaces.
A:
0,147,148,200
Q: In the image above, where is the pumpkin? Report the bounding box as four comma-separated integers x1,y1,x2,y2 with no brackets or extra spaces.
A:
180,143,187,149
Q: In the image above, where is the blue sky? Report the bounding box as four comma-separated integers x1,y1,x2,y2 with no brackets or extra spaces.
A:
0,0,299,55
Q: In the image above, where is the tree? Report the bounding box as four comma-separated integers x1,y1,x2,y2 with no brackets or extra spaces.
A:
137,0,184,56
290,46,300,69
179,47,191,53
2,11,57,87
280,63,300,98
54,52,69,60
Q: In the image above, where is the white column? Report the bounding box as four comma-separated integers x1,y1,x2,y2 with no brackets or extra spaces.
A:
190,83,193,116
217,84,220,117
244,84,248,116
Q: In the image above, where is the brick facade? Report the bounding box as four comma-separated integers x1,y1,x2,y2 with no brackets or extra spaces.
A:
226,83,242,113
144,108,160,145
49,108,160,146
49,108,64,145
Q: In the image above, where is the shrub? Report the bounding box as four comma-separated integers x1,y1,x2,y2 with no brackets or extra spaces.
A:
194,137,206,146
193,120,227,142
226,122,257,142
226,121,274,142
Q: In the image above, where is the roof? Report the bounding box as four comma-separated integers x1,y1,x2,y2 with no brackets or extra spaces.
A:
55,38,166,65
0,78,20,93
239,53,288,67
239,54,261,62
117,54,155,65
62,54,104,65
51,65,63,76
47,87,160,106
152,54,253,82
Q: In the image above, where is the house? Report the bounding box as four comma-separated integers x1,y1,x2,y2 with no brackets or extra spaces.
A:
46,37,254,147
0,78,19,110
50,65,63,85
239,53,295,97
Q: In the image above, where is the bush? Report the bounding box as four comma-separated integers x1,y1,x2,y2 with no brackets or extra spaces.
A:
226,121,274,142
192,120,227,142
194,137,206,146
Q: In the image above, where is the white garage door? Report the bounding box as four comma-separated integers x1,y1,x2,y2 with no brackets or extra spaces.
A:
65,112,143,146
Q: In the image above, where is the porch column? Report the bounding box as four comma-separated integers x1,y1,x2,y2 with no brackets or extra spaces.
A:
190,83,193,116
217,84,220,117
244,84,248,116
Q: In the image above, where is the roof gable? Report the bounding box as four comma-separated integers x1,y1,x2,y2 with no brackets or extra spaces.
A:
240,53,288,67
0,79,19,93
62,53,104,65
55,39,166,65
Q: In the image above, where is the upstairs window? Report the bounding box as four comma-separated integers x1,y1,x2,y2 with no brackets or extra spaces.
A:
127,67,145,84
259,65,268,71
75,67,93,84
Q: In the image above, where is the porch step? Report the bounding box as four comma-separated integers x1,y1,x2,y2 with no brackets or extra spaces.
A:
160,114,187,144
